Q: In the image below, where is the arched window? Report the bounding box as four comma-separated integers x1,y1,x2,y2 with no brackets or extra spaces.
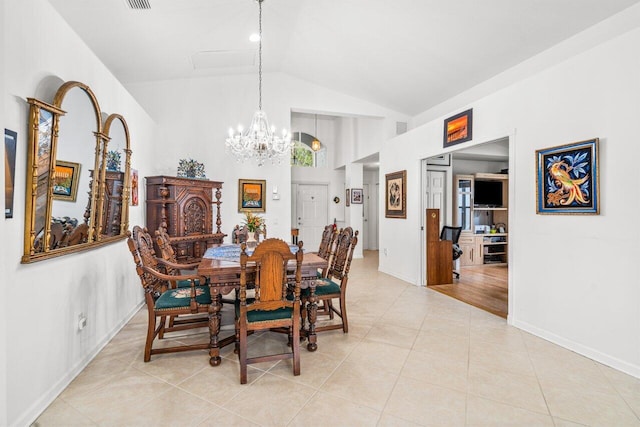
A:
291,132,326,167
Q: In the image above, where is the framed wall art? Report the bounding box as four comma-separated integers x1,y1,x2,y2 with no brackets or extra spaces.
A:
443,108,473,147
4,129,17,218
52,160,81,202
385,170,406,219
351,188,363,204
238,179,266,212
536,138,599,215
345,189,350,207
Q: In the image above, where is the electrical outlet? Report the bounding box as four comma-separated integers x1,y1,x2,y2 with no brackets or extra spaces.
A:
78,313,87,331
383,248,388,256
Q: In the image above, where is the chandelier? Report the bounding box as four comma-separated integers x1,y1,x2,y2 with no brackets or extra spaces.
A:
225,0,292,166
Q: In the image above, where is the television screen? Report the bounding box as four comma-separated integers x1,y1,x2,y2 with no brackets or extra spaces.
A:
474,180,503,207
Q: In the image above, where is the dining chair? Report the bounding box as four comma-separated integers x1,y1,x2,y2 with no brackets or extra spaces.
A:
127,226,211,362
309,227,358,333
235,238,303,384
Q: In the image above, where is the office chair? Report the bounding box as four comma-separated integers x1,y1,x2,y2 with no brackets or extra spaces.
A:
440,226,463,279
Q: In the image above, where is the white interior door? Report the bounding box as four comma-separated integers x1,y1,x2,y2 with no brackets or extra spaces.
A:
295,184,328,251
426,170,446,230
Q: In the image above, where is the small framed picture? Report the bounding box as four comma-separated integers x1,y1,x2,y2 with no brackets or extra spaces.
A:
345,189,350,207
443,108,473,147
52,160,81,202
536,138,599,215
351,188,363,204
4,129,17,218
385,170,406,219
238,179,266,212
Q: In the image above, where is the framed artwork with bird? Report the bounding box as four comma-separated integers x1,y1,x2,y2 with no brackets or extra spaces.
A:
536,138,599,214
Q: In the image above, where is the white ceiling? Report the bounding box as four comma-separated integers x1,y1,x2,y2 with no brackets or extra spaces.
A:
48,0,640,116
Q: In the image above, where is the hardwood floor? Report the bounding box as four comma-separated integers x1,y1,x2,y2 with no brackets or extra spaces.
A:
428,264,508,318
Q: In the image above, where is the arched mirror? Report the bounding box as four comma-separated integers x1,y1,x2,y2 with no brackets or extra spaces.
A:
100,114,131,237
22,80,132,263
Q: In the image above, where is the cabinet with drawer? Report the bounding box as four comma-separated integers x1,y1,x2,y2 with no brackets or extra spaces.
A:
458,234,482,266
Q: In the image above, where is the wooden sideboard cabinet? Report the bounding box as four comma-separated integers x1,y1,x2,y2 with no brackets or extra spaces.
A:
89,170,124,237
145,175,225,262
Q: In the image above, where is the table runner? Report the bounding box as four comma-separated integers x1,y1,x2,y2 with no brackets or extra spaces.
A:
203,244,302,262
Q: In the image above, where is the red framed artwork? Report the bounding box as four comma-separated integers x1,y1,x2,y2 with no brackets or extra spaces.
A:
443,108,473,147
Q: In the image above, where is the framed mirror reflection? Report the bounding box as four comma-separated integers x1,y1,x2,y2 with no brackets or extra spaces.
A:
23,80,132,263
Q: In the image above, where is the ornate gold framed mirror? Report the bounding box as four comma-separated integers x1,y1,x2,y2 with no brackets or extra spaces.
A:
22,81,132,263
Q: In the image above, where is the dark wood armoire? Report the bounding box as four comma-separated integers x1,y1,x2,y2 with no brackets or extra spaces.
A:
145,175,225,262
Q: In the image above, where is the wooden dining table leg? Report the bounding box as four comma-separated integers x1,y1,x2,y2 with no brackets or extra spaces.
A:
208,293,223,366
306,283,318,351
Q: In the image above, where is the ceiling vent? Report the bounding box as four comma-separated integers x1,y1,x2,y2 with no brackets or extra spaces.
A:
125,0,151,10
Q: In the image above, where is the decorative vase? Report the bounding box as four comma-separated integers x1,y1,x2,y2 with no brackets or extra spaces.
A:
246,232,257,248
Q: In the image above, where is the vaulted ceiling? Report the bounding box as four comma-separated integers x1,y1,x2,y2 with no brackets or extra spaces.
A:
49,0,640,116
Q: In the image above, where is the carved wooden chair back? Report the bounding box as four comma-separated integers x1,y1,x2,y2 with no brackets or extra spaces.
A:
129,226,170,296
232,225,249,244
65,223,89,247
317,225,337,261
126,225,211,362
156,226,178,263
327,227,358,282
155,226,203,284
236,238,303,384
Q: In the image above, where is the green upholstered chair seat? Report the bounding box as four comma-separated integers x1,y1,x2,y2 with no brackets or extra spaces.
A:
287,279,341,300
313,278,341,296
235,300,293,323
155,285,211,310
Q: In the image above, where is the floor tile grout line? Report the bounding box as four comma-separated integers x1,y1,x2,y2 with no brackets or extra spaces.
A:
594,361,640,422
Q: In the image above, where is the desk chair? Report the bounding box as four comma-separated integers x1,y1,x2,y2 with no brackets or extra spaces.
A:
440,226,463,279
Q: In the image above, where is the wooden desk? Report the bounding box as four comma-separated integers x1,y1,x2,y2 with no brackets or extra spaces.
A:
198,250,327,366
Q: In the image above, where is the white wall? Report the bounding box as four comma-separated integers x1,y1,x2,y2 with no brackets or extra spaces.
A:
380,5,640,377
0,0,8,422
2,1,157,425
126,73,408,243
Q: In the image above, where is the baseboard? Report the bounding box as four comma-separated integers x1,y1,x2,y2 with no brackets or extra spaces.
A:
377,265,417,286
17,301,144,427
513,318,640,379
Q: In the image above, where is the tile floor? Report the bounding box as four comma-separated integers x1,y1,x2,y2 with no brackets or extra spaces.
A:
34,251,640,426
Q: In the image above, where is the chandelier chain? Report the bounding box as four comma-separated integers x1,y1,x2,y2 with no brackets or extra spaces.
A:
224,0,291,166
258,0,262,111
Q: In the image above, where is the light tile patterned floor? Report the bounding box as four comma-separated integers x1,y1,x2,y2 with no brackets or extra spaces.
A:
33,251,640,426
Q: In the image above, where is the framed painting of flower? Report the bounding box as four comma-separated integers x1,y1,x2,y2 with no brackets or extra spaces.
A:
536,138,599,214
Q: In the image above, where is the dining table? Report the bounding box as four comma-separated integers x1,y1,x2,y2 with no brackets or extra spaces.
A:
198,243,328,367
